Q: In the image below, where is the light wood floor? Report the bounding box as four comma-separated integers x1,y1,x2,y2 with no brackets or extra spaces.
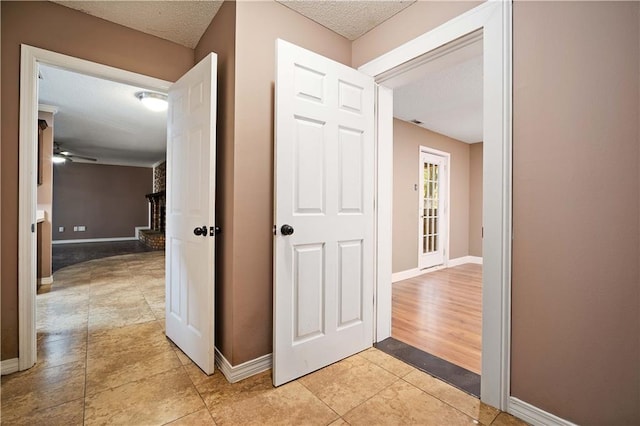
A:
392,263,482,374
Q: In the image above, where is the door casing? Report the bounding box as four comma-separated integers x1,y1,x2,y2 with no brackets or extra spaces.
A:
17,45,172,371
359,0,512,410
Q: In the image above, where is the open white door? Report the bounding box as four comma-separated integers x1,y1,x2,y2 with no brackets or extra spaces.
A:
273,40,375,386
165,53,217,374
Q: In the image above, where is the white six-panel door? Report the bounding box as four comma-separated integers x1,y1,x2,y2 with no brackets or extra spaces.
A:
166,53,217,374
273,40,375,386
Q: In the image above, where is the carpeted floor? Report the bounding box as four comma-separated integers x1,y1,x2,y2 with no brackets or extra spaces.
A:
52,240,156,272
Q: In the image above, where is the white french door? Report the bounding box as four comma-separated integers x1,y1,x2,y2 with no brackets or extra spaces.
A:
165,53,218,374
418,150,447,269
273,39,375,386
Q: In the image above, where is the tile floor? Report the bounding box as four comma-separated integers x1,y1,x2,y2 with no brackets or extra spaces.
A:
1,252,528,425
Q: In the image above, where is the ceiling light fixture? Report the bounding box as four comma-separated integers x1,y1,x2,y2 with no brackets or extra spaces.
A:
52,155,67,164
135,91,168,112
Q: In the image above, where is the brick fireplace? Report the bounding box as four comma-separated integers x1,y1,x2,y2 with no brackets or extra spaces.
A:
139,161,166,250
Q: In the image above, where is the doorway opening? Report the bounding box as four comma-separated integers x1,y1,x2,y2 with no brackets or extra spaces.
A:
360,0,512,409
377,33,484,396
38,63,167,273
19,45,219,378
17,45,173,371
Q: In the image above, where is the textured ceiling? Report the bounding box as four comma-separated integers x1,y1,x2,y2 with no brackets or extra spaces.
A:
52,1,223,48
40,0,480,167
393,41,483,144
52,1,415,46
39,64,167,167
276,0,415,40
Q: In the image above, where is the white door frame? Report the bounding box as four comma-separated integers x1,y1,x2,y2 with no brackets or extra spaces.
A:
418,147,450,270
359,1,512,409
17,45,171,371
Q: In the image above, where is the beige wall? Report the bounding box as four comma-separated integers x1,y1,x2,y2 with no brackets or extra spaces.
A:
511,2,639,424
37,111,54,280
194,0,237,364
229,1,352,365
1,0,194,360
468,142,483,257
393,119,472,273
52,163,152,240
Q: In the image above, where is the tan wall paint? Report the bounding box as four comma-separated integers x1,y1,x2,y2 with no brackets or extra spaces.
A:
351,1,482,68
393,119,471,273
468,142,483,257
37,112,54,280
194,0,237,363
1,0,194,360
512,2,639,424
52,163,152,240
231,1,351,365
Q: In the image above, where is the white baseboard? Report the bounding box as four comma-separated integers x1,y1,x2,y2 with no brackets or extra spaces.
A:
1,358,19,375
392,265,449,283
448,255,483,267
52,237,138,245
509,397,578,426
391,268,422,283
38,276,53,285
135,226,150,239
392,256,483,283
214,348,272,383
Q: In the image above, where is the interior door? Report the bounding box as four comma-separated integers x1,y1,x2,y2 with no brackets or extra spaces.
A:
273,39,375,386
165,53,217,374
418,151,446,269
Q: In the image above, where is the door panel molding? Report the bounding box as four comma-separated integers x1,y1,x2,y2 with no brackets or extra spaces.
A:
273,39,375,386
165,53,218,375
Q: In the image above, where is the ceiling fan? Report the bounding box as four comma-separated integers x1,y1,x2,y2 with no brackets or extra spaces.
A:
53,143,97,163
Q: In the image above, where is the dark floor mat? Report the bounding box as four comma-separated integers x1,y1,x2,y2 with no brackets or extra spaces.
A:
52,240,155,272
375,337,481,397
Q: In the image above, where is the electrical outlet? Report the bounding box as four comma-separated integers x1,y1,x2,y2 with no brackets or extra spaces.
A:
73,226,78,232
58,226,64,232
78,226,86,232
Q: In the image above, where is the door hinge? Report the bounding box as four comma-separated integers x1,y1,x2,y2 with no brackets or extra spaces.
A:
31,223,35,233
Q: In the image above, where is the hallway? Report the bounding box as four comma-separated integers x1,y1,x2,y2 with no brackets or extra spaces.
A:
1,252,523,425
